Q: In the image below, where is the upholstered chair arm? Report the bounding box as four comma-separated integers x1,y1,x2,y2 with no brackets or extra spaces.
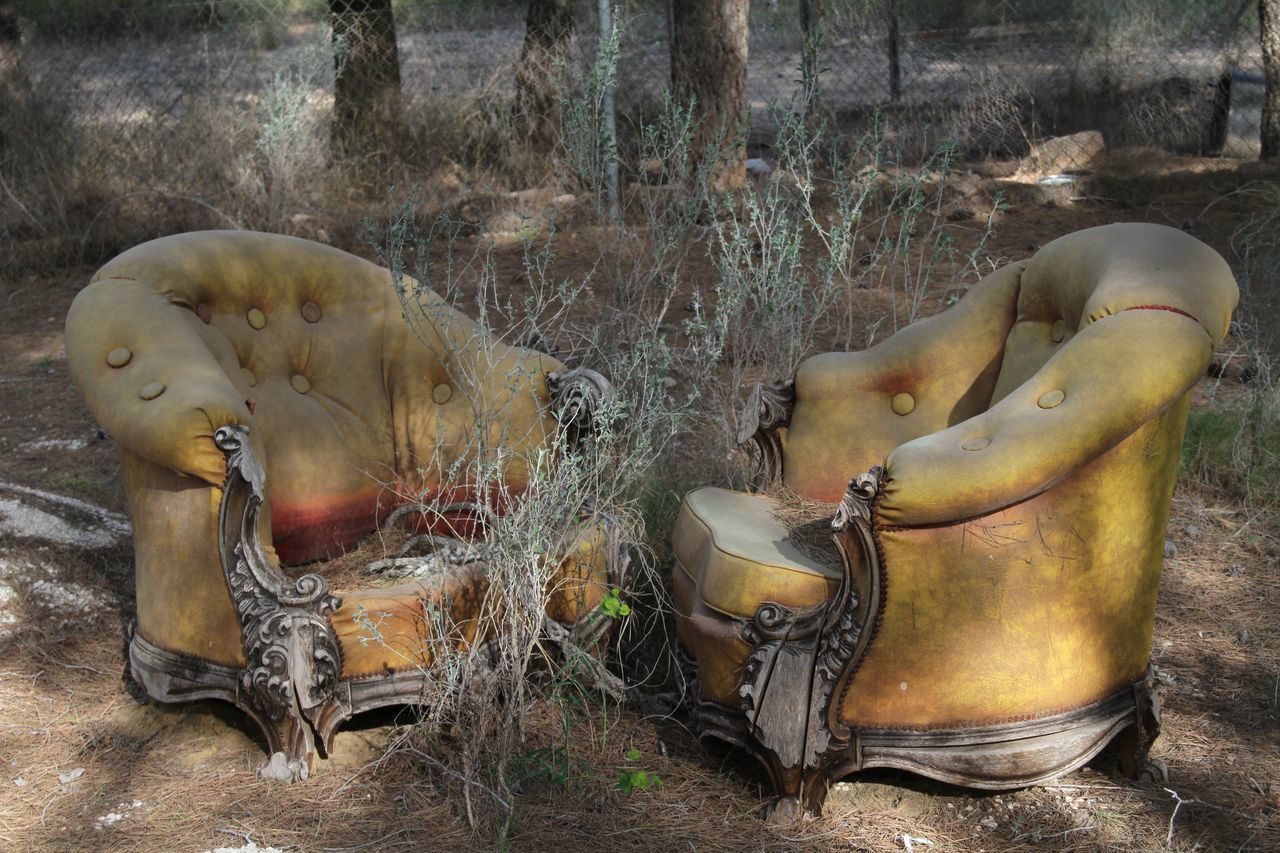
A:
66,277,256,486
878,308,1213,528
779,263,1023,500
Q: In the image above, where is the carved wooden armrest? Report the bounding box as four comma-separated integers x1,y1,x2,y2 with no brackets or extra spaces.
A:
214,424,343,782
547,366,615,447
737,467,883,812
738,379,795,491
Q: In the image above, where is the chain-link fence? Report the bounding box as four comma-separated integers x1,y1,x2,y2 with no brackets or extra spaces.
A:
0,0,1266,261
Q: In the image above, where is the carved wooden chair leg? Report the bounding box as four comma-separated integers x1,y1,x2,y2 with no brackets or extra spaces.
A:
758,763,835,823
1116,665,1167,784
251,693,318,782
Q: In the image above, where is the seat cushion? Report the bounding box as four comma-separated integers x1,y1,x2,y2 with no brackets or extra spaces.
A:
672,488,841,619
331,521,613,678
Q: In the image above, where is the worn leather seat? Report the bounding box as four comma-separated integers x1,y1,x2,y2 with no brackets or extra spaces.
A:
66,231,616,776
673,223,1239,816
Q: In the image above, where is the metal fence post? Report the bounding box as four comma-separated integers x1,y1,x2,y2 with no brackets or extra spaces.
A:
598,0,621,223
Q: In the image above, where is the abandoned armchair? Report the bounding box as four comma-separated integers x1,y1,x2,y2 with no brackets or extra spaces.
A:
66,231,621,780
672,223,1239,818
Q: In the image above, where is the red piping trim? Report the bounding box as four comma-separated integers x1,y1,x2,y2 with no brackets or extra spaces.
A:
1121,304,1198,322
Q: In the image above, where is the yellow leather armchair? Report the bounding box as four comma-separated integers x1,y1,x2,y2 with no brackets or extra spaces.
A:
672,223,1239,817
66,231,620,779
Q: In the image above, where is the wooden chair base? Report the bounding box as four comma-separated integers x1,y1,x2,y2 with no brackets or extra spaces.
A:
697,668,1164,820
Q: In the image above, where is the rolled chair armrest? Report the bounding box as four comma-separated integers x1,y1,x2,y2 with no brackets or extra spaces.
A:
879,309,1214,527
66,277,256,486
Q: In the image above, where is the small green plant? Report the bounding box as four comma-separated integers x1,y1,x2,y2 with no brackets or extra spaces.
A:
616,746,661,795
599,587,630,619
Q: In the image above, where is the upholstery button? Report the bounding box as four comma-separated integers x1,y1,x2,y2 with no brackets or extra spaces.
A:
241,368,257,388
196,303,212,324
247,308,267,330
139,381,166,401
106,347,132,368
301,301,322,323
1038,389,1065,409
1050,319,1066,343
961,437,990,451
291,374,311,395
891,392,915,416
432,383,452,404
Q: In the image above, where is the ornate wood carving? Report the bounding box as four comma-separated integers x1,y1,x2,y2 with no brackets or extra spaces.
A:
737,379,795,490
735,467,883,806
214,425,343,780
547,366,615,446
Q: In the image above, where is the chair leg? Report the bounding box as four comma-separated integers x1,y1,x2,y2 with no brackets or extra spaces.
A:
752,747,834,819
253,695,318,782
1117,665,1167,784
761,765,832,823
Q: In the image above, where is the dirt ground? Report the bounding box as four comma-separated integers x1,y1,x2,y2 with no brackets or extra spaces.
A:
1,159,1278,852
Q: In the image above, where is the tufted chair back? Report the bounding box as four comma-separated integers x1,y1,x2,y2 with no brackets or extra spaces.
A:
780,223,1237,505
71,231,559,564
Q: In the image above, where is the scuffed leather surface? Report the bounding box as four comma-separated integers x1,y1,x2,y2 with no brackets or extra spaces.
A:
673,568,754,705
844,400,1188,728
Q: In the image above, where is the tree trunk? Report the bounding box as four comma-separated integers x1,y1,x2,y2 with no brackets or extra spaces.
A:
671,0,749,193
1262,0,1280,158
329,0,401,157
0,0,29,153
514,0,576,154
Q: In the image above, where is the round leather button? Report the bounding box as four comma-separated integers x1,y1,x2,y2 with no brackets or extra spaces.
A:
196,303,212,324
106,347,132,368
247,308,267,330
290,374,311,395
241,368,257,388
961,437,990,451
1038,389,1065,409
139,381,166,401
432,383,452,404
1050,319,1067,343
301,301,322,323
891,392,915,416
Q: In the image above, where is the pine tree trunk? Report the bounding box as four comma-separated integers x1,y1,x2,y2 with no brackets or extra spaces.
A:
1262,0,1280,158
671,0,749,193
329,0,401,156
514,0,576,154
0,0,29,153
